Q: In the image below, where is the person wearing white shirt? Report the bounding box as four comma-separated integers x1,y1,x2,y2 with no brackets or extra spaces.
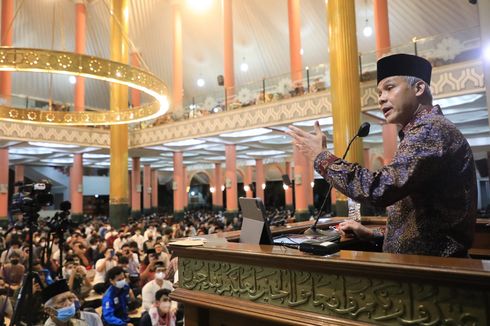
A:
141,262,174,311
130,229,145,251
92,248,118,294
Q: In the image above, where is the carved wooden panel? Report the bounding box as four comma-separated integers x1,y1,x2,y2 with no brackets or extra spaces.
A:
179,257,488,325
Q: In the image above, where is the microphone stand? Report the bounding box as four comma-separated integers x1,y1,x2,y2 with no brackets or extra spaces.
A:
304,123,370,236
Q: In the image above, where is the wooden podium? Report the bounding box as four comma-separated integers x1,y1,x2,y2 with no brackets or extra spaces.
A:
170,220,490,326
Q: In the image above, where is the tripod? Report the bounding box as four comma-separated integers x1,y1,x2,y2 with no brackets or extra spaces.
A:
10,212,43,326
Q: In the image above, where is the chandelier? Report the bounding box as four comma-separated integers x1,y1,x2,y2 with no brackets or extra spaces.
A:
0,47,168,126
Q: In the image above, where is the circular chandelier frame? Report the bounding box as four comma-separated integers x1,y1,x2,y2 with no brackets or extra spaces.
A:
0,47,169,126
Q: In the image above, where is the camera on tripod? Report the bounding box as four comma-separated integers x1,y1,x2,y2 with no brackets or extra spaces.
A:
11,179,54,214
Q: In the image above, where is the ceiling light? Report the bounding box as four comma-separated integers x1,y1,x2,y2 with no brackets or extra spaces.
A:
261,183,266,190
210,186,215,193
69,75,77,84
206,145,248,151
41,158,75,164
243,185,250,192
29,142,79,149
10,147,54,155
221,185,225,191
164,139,206,146
433,94,482,108
220,128,271,138
260,135,291,145
83,153,110,159
187,0,212,11
204,156,226,161
248,150,285,156
140,157,160,162
283,184,289,190
300,48,304,56
197,78,205,87
240,62,249,72
363,25,373,37
484,44,490,62
293,117,333,126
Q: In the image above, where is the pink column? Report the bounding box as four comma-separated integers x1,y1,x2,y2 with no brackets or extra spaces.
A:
74,0,86,112
293,147,308,220
363,148,371,169
14,165,24,185
152,169,158,212
130,52,141,108
287,0,303,84
223,0,235,101
255,159,265,200
0,149,8,221
173,152,185,216
225,144,237,212
183,167,189,209
172,1,184,115
285,161,293,208
70,154,84,218
131,157,141,217
374,0,398,164
0,0,13,104
143,165,151,214
128,172,132,208
244,166,253,198
212,163,223,209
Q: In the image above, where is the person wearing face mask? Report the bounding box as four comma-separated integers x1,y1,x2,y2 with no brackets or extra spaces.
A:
42,279,103,326
101,266,134,326
141,262,174,311
139,289,176,326
0,250,24,287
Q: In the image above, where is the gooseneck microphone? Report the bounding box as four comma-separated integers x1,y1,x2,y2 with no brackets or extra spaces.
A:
304,122,371,236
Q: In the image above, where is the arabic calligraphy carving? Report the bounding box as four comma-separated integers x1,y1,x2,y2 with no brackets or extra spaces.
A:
179,258,488,325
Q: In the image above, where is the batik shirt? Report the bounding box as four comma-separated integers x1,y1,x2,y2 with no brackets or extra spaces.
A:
314,105,477,257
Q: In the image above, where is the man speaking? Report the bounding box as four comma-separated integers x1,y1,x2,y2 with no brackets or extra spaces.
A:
287,54,477,257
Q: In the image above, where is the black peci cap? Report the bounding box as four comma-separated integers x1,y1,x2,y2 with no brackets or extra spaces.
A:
41,279,70,303
377,53,432,85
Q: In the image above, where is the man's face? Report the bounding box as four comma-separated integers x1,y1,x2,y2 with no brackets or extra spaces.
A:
377,76,420,127
52,291,77,309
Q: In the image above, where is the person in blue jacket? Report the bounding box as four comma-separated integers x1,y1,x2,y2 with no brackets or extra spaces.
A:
101,266,134,326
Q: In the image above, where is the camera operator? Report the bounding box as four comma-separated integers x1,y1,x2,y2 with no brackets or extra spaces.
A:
93,248,118,294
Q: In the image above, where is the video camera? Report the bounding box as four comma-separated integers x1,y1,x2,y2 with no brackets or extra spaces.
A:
44,201,74,232
11,179,54,214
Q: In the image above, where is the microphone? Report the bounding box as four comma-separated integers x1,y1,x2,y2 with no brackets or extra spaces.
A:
304,122,371,236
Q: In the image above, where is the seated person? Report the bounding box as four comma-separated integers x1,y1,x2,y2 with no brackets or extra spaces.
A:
102,266,135,326
139,289,176,326
141,262,174,311
139,249,158,287
93,248,118,294
64,256,92,302
0,277,13,320
0,249,24,287
42,279,103,326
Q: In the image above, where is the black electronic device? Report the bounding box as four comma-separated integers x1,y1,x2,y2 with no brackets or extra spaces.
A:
299,240,340,255
238,197,273,245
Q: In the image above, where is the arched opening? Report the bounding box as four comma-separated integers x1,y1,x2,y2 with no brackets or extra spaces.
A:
188,172,212,210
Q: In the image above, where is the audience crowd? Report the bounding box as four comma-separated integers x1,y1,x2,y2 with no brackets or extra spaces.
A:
0,208,295,326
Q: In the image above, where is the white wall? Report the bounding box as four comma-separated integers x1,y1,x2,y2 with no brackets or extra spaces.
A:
83,176,110,196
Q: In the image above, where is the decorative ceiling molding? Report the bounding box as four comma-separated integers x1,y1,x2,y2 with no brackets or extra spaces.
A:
0,122,110,147
0,59,485,150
